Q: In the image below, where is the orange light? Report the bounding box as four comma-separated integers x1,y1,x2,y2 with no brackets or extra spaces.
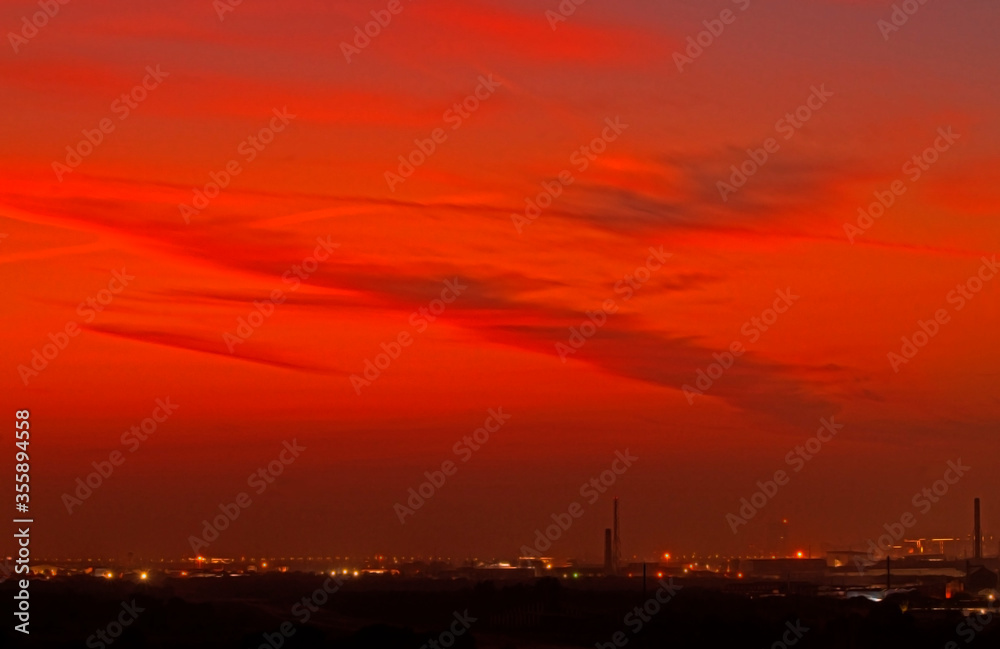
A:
796,551,804,558
657,572,663,578
663,552,670,560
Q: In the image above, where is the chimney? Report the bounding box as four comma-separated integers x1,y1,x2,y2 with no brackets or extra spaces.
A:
613,497,621,574
604,528,613,575
974,498,982,561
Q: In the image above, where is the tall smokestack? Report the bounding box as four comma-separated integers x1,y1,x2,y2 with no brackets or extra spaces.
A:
613,497,621,574
974,498,982,560
604,529,613,575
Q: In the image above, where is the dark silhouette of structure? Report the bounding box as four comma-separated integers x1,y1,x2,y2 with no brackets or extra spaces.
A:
603,528,613,575
613,497,621,574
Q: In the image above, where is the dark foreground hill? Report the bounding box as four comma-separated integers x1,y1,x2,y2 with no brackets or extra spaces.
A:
1,574,997,648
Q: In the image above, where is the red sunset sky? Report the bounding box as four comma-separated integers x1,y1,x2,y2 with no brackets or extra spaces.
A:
2,0,998,562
